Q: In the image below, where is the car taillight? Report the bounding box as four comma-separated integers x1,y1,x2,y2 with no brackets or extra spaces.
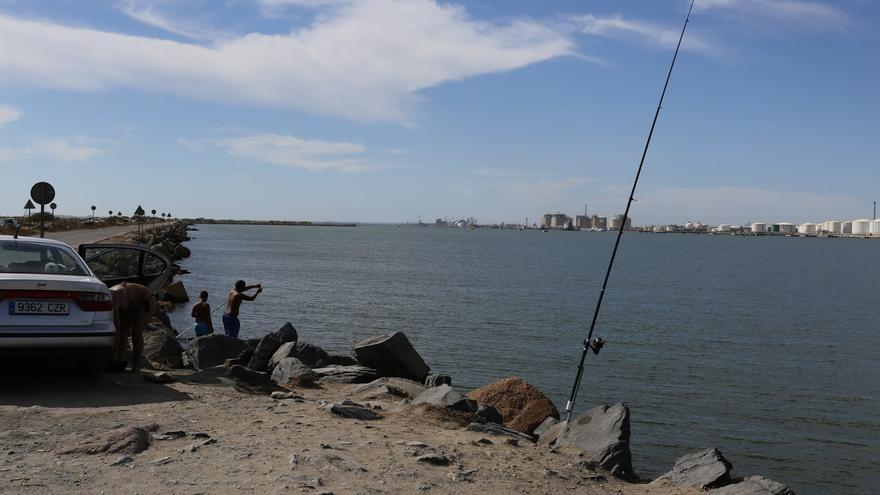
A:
76,292,113,312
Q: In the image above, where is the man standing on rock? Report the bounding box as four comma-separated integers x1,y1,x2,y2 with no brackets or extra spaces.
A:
222,280,262,339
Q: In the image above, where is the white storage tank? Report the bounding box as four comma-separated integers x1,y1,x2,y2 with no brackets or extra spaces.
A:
798,223,817,234
825,220,843,234
852,219,872,235
843,221,853,234
778,222,796,234
871,219,880,236
684,222,695,230
750,222,766,233
716,224,731,232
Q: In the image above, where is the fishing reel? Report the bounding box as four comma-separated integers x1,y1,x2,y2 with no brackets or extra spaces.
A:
585,337,605,355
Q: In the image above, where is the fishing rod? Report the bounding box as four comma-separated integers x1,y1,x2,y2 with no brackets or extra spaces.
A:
563,0,695,422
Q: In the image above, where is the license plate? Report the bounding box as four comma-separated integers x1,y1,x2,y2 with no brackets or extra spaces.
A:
8,301,70,316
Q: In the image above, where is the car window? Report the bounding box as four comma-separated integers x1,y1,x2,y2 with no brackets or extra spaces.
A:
84,248,140,280
0,240,89,276
143,252,166,277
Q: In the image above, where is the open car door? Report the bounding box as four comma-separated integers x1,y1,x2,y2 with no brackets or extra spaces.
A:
78,244,172,294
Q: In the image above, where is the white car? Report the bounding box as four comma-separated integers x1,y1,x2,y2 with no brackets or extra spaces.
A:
0,235,171,369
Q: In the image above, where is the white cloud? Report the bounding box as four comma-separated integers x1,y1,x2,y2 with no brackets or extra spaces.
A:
117,1,223,41
30,137,105,161
0,1,573,122
574,14,715,54
183,133,371,173
0,103,22,126
695,0,850,31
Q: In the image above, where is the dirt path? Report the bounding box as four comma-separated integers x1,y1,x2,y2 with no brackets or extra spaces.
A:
0,369,696,495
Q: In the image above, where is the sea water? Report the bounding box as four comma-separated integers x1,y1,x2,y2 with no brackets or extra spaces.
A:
169,224,880,494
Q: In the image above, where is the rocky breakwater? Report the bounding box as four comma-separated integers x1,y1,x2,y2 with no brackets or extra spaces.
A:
101,221,194,306
139,324,797,495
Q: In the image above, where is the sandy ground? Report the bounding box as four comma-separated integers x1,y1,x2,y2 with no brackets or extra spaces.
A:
0,368,698,495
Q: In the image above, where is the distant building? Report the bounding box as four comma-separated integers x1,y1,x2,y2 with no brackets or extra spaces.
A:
542,213,571,229
434,218,448,227
575,215,592,229
593,216,607,230
609,214,632,230
540,214,553,229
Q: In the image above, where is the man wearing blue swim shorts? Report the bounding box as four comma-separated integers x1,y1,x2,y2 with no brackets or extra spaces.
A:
223,280,262,339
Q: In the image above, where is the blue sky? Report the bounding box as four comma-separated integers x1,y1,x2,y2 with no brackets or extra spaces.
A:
0,0,877,225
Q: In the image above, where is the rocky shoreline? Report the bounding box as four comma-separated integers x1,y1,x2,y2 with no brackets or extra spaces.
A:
0,223,796,494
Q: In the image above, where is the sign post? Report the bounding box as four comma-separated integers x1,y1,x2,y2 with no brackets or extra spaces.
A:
134,205,146,240
91,205,96,221
29,182,56,239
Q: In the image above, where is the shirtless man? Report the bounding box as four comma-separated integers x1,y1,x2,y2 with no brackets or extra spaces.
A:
222,280,262,339
109,282,157,372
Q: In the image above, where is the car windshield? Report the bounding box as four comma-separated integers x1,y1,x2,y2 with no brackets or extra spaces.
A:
0,240,90,276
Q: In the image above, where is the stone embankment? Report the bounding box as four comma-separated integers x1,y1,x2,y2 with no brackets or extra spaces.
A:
133,313,796,495
103,221,194,305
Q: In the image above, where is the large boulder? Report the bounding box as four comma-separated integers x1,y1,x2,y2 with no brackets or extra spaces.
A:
293,342,330,369
425,374,452,388
163,280,189,303
186,334,250,370
268,342,296,371
143,322,184,369
226,364,275,394
555,403,633,478
271,357,316,388
275,322,298,344
247,333,281,372
352,332,429,382
313,365,380,384
350,377,426,401
466,377,559,435
710,476,796,495
654,448,733,489
412,384,477,413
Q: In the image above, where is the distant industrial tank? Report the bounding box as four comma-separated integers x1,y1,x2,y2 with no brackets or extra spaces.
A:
824,220,843,234
843,221,853,234
871,219,880,236
716,224,731,232
750,222,766,233
852,219,872,235
798,223,817,234
778,223,796,234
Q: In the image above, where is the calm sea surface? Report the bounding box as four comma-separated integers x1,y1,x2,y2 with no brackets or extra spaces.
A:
169,224,879,494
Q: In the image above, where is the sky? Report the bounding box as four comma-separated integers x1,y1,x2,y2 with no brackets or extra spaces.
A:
0,0,878,225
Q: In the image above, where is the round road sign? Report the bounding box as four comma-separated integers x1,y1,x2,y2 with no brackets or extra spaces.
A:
30,182,55,205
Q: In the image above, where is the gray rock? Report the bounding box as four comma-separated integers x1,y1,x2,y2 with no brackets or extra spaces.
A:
226,364,274,394
416,452,453,466
424,373,452,388
313,365,380,384
326,354,359,366
143,322,184,369
536,419,567,448
352,332,430,382
186,334,250,370
271,357,316,387
143,371,175,384
474,404,504,425
179,365,228,384
412,384,477,413
275,322,298,344
57,425,155,456
247,333,281,372
655,448,733,489
321,401,383,420
350,377,426,401
710,476,796,495
271,391,304,401
110,455,133,466
225,348,254,369
268,342,296,371
465,423,536,444
294,342,331,369
555,403,633,478
534,417,559,438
